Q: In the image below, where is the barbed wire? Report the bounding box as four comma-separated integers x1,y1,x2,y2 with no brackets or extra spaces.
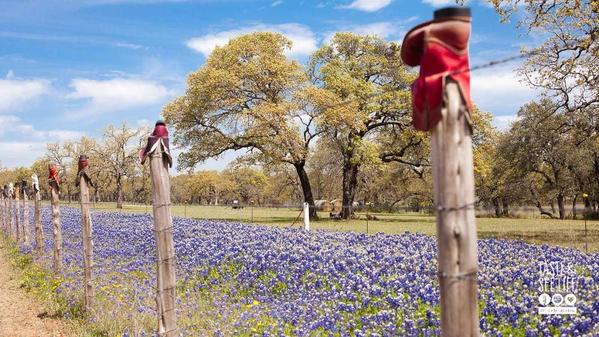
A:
321,49,540,111
451,49,539,75
2,200,594,222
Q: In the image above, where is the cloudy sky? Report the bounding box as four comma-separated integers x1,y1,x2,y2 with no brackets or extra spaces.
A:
0,0,539,169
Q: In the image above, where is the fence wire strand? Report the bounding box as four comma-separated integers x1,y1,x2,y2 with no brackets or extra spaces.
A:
319,49,540,111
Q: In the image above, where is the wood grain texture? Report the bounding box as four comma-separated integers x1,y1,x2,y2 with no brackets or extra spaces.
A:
431,80,480,337
14,190,21,243
34,191,44,256
1,198,5,235
23,191,30,245
79,175,94,313
50,182,62,274
9,199,15,240
149,141,178,336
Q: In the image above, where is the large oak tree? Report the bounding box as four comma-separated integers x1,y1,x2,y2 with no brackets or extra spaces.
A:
163,32,321,218
308,33,414,218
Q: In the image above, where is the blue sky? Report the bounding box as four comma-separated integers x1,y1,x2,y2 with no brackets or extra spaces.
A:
0,0,539,170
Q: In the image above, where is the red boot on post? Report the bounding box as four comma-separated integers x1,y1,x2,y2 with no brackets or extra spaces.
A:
401,7,473,131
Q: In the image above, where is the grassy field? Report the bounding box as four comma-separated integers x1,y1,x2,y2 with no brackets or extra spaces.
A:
58,201,599,252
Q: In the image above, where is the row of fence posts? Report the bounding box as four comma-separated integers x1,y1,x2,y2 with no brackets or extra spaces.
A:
0,120,178,337
0,179,43,250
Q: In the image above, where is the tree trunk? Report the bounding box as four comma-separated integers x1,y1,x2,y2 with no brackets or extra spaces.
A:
584,197,591,214
594,152,599,188
116,175,123,209
294,162,317,220
492,198,501,217
572,195,577,219
341,159,359,219
557,193,565,220
535,202,555,218
501,197,509,217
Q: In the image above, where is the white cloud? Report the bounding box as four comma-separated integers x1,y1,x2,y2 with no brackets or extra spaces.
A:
0,31,148,51
422,0,463,7
271,0,283,6
493,114,519,131
113,41,148,50
185,23,317,58
0,76,50,112
345,0,391,12
325,20,415,43
344,22,396,38
0,115,85,141
0,115,84,168
0,141,47,168
66,78,171,118
471,65,540,116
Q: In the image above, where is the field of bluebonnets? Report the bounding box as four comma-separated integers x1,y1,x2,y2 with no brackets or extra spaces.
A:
22,206,599,336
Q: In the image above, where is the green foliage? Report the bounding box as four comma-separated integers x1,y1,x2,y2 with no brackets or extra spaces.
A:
308,32,415,217
489,0,598,113
163,32,310,170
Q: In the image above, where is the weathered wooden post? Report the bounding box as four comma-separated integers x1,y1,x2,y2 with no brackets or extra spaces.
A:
76,155,95,313
141,120,177,336
0,186,5,233
21,180,30,245
32,174,44,255
582,193,589,253
401,7,479,337
14,181,21,243
7,184,14,239
303,202,310,231
48,164,62,273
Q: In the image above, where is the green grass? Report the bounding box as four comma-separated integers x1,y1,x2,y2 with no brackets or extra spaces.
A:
58,201,599,252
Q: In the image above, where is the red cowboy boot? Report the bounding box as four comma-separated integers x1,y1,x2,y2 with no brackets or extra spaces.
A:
401,7,473,131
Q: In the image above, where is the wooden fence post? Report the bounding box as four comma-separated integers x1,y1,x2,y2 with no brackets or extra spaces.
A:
303,202,310,231
431,81,479,336
141,120,177,336
0,189,5,233
14,182,21,243
401,7,479,337
32,174,44,256
8,184,15,240
49,164,62,273
22,180,30,245
77,155,95,313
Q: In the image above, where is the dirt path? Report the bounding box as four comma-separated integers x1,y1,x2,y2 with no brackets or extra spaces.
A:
0,245,65,337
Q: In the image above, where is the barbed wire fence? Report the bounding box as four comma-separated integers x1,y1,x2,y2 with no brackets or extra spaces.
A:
59,197,594,252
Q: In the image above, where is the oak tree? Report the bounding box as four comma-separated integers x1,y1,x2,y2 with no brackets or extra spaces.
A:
163,32,321,218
